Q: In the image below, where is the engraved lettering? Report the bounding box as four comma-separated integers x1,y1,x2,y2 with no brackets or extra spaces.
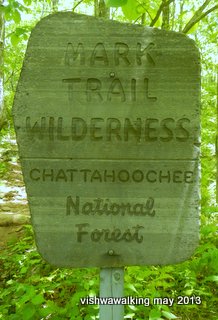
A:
104,170,115,182
91,229,102,242
184,171,194,183
90,118,104,141
136,42,155,66
62,78,81,101
25,116,190,143
49,117,55,141
146,197,155,216
122,229,133,242
55,169,68,182
75,223,144,243
26,116,46,140
112,229,122,241
90,43,109,66
160,118,174,142
65,42,85,65
173,170,183,183
104,229,112,242
146,170,157,183
144,78,157,101
106,118,122,141
82,202,94,215
30,168,40,181
132,225,144,243
64,41,157,67
57,117,70,140
63,77,157,103
71,117,87,141
176,118,190,141
75,223,89,242
86,78,103,102
114,42,130,66
66,196,155,217
132,170,144,182
30,168,195,184
91,170,102,182
117,170,130,182
110,203,121,215
42,169,54,182
80,169,92,182
66,169,78,181
132,203,144,215
159,170,171,183
107,78,125,102
124,118,142,142
145,118,158,141
66,195,79,215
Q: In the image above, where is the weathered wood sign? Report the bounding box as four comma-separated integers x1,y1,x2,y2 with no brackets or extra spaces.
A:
13,13,200,267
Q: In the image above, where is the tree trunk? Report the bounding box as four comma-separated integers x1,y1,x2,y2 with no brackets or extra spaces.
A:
95,0,110,19
161,0,170,30
52,0,59,12
0,0,5,129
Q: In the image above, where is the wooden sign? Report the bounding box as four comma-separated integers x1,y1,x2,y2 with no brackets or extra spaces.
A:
13,13,200,268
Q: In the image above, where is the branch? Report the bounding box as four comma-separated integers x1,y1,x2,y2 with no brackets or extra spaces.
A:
72,0,84,12
150,0,174,27
141,12,145,25
144,8,153,21
136,1,153,21
182,0,211,33
182,3,218,33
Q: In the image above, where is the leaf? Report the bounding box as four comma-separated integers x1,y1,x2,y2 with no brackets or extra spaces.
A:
12,10,21,24
124,313,135,319
105,0,127,7
201,224,217,236
204,275,218,283
31,294,45,305
122,0,140,21
10,33,20,47
126,283,138,293
22,303,36,320
15,28,26,36
184,289,194,295
39,304,55,318
149,309,162,320
23,0,32,5
20,266,28,274
162,311,178,319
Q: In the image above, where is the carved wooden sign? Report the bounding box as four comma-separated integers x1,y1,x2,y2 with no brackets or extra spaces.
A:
13,13,200,268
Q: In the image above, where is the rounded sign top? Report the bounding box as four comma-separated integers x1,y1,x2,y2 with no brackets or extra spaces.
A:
13,13,200,267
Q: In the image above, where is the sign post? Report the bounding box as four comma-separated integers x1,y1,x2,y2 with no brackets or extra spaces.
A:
100,267,124,320
13,12,200,318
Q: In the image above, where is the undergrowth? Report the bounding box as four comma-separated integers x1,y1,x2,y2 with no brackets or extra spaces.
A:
0,221,217,320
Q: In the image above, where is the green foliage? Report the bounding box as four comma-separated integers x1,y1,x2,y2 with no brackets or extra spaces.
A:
2,0,56,125
0,221,217,319
0,226,99,319
106,0,128,8
0,0,30,23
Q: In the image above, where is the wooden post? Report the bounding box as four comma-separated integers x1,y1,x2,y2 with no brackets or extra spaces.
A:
100,268,124,320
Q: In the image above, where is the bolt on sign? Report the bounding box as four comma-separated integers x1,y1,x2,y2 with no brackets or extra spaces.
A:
13,13,200,268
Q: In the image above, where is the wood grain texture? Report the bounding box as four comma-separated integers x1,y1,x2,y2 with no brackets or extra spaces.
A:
13,13,201,267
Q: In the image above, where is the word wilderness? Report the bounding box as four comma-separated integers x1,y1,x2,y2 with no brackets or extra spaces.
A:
25,116,191,142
